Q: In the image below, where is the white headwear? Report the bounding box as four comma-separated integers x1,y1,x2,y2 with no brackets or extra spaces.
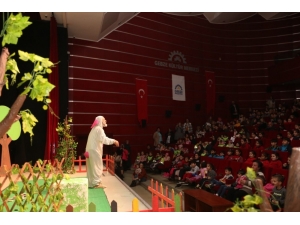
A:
91,116,107,128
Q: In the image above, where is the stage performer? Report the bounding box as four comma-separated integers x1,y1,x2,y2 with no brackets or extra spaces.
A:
85,116,119,188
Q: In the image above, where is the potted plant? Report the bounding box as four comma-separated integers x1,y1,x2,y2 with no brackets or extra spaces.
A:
55,116,78,174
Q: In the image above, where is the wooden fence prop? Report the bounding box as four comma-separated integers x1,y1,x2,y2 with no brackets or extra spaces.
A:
73,154,115,175
65,179,182,212
0,159,65,212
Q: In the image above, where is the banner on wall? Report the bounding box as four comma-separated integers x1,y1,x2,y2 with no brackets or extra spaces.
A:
205,71,215,115
172,74,186,101
136,78,148,125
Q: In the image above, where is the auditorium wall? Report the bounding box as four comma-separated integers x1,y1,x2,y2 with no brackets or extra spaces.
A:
68,12,300,159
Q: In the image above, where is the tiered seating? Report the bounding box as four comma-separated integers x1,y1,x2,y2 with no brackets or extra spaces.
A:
198,155,289,187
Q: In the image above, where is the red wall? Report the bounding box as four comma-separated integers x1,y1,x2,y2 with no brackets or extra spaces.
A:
68,12,300,158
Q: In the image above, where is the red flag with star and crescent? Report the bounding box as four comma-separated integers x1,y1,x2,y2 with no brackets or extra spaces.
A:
205,71,215,116
136,78,148,125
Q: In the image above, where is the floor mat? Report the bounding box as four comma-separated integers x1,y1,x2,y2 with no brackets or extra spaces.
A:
88,188,111,212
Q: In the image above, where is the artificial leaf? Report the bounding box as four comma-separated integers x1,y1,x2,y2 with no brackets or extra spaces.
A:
32,203,37,212
29,75,55,101
15,195,22,205
12,167,20,174
52,174,57,183
246,167,256,181
41,58,54,68
231,204,243,212
6,58,20,75
2,13,32,46
18,50,30,61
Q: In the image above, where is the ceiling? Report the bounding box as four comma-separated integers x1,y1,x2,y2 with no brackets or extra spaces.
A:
39,12,298,42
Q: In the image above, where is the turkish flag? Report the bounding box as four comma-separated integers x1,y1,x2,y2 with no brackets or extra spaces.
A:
205,71,215,115
136,79,148,125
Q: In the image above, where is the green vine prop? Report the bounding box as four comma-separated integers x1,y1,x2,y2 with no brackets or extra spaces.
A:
55,116,78,174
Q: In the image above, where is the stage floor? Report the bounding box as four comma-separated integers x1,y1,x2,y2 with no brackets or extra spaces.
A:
70,169,151,212
0,167,151,212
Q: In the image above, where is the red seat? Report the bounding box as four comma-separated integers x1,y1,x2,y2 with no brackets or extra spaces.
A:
277,151,289,164
200,156,212,164
291,140,300,148
262,166,273,183
228,161,243,176
215,160,230,177
211,158,223,169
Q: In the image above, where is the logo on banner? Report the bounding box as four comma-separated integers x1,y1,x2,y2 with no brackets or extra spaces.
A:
154,50,199,73
174,85,183,95
138,89,145,98
168,51,187,64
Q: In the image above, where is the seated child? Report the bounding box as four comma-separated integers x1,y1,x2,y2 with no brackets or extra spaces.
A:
252,140,264,157
263,176,275,199
208,149,218,158
259,152,270,167
206,167,234,190
243,150,257,165
265,139,280,151
201,149,209,157
139,151,146,164
232,149,243,162
175,161,200,187
216,169,246,197
234,143,240,148
269,174,286,212
224,149,235,161
214,151,225,159
197,163,217,189
186,161,207,185
218,139,225,147
282,156,290,170
134,152,141,167
130,165,141,187
269,152,283,169
226,140,234,148
279,138,292,154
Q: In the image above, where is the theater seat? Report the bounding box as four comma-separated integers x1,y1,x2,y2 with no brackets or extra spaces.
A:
228,161,243,176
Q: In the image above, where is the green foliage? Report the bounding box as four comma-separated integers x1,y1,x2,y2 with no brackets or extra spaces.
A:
0,13,32,46
1,13,57,141
55,117,78,174
19,109,38,142
230,167,263,212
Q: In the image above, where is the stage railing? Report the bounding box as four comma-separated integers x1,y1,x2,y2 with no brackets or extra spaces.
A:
72,154,115,175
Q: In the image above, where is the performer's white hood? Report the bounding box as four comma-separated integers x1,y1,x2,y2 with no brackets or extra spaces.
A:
91,116,107,128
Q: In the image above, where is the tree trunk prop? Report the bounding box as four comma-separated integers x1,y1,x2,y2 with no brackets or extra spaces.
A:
255,147,300,212
253,179,273,212
0,94,26,138
0,48,9,96
284,147,300,212
0,134,12,176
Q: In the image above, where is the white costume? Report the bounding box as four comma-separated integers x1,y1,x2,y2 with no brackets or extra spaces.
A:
85,116,115,188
